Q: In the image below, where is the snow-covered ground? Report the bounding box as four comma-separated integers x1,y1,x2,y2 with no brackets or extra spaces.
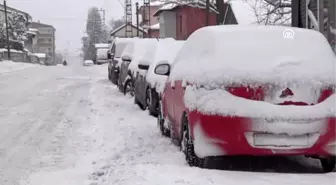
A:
0,60,36,74
0,58,334,185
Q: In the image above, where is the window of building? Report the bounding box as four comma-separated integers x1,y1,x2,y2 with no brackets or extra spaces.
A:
48,38,52,42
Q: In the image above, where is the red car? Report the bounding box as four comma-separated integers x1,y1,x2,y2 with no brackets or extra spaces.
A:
155,25,336,172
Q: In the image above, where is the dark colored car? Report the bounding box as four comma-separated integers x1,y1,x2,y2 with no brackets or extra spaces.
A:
108,38,132,85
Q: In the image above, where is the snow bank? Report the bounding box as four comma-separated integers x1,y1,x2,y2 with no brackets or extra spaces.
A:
184,86,336,119
128,38,159,75
33,53,47,58
0,60,36,73
170,25,336,87
0,48,23,53
146,39,185,93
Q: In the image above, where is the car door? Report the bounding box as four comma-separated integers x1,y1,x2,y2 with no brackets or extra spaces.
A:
173,80,187,141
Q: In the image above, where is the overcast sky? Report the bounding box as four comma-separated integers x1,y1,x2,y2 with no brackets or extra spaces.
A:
7,0,127,54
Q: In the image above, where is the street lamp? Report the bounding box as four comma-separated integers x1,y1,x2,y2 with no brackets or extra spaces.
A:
4,0,11,60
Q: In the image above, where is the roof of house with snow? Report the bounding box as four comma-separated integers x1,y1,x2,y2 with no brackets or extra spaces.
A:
110,23,147,36
153,1,218,16
30,22,56,31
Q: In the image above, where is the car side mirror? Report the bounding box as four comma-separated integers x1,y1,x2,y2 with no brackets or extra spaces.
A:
138,64,149,70
122,55,132,62
154,64,170,76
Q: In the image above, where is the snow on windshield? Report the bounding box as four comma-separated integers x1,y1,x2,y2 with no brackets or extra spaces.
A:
146,39,185,92
128,38,158,75
170,25,336,87
115,38,133,58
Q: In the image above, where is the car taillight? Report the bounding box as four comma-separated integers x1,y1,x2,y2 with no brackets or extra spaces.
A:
226,85,265,101
318,87,334,103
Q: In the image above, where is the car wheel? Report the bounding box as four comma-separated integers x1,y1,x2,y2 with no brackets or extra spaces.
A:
320,157,336,173
180,115,206,168
157,100,170,137
108,69,111,81
124,79,134,97
134,91,146,110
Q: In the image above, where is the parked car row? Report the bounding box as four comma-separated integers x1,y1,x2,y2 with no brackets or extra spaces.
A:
108,25,336,172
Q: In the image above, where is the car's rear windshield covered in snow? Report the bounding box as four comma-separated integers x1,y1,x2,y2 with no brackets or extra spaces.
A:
170,25,336,86
128,38,159,74
115,38,133,58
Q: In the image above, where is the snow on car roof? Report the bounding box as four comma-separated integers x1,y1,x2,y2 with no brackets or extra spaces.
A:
170,25,336,86
146,39,185,93
128,38,159,74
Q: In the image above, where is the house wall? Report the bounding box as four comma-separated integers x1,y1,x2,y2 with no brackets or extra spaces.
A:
30,24,56,64
112,25,144,38
159,11,176,38
140,5,161,27
176,6,217,40
223,5,238,25
146,29,160,38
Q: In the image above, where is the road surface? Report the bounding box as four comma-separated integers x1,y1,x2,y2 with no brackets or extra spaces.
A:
0,58,334,185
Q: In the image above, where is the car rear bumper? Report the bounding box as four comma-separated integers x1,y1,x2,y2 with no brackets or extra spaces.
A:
188,111,336,158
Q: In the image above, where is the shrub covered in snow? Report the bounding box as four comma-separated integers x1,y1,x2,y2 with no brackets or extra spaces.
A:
146,39,185,93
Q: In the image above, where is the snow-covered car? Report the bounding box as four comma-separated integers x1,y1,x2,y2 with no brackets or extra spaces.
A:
95,43,110,65
145,39,185,117
83,60,94,66
133,39,160,110
108,38,133,85
155,25,336,172
118,38,158,95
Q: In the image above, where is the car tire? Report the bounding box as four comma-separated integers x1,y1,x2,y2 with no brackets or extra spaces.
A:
134,91,146,110
108,70,112,81
180,114,206,168
147,88,158,117
157,100,170,137
124,79,134,97
320,157,336,173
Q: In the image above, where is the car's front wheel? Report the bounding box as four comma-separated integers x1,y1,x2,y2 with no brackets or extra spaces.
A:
180,115,206,168
320,157,335,173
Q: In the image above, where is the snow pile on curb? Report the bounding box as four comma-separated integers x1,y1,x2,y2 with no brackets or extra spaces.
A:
0,60,36,74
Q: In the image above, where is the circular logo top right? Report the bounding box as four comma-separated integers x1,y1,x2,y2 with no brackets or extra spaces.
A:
283,28,295,40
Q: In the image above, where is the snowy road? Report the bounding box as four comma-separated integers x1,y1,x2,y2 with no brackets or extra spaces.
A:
0,60,334,185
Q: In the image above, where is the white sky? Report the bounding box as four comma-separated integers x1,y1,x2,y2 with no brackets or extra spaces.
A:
7,0,129,54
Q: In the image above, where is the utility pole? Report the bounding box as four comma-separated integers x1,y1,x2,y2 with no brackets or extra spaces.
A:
144,0,150,37
205,0,210,26
4,0,10,60
136,2,139,36
125,0,133,37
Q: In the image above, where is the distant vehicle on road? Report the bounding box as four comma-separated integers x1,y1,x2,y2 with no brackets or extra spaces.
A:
83,60,94,66
95,43,110,65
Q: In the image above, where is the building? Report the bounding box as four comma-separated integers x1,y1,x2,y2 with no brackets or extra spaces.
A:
109,23,146,41
29,21,56,64
0,4,32,27
153,2,217,40
138,0,164,37
25,28,39,53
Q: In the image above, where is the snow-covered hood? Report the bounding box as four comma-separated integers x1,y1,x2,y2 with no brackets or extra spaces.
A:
184,86,336,119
